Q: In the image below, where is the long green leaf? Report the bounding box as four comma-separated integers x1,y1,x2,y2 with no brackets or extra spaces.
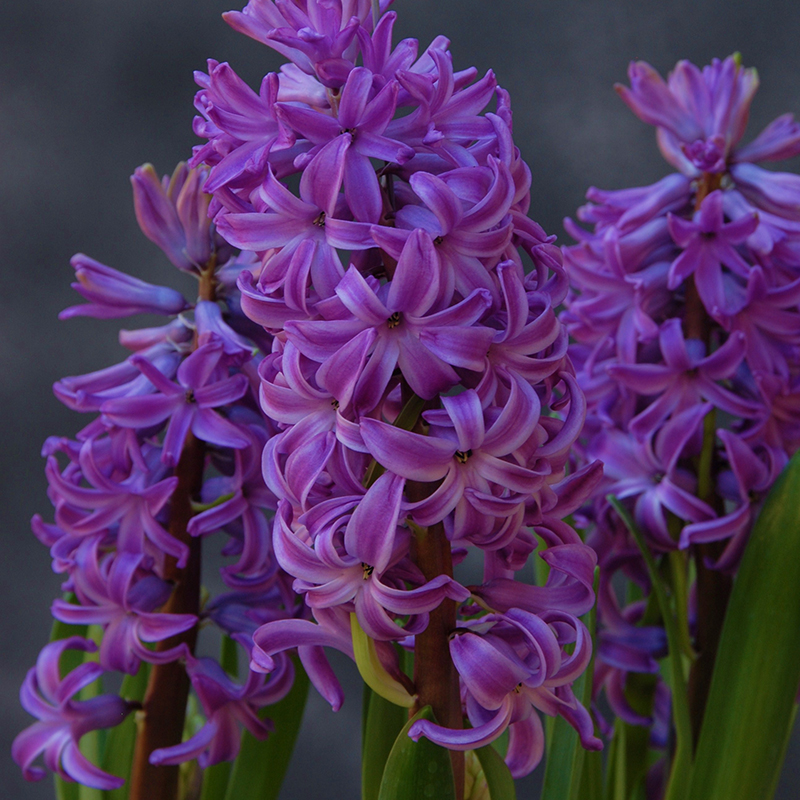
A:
540,570,598,800
102,664,151,800
223,657,310,800
377,706,456,800
362,689,408,800
78,626,105,800
688,451,800,799
50,598,87,800
608,497,692,800
200,762,232,800
578,748,604,800
199,635,241,800
474,742,515,800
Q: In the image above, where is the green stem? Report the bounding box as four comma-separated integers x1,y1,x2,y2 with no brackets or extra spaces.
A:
608,497,693,799
668,550,696,661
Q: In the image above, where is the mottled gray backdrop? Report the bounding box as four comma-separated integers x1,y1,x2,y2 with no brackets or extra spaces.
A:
2,1,799,797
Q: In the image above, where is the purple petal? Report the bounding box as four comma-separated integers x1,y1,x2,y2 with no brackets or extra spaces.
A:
387,229,439,317
409,172,463,236
360,419,454,481
409,699,513,750
441,390,484,452
299,136,350,216
344,150,383,223
450,632,528,710
344,472,404,573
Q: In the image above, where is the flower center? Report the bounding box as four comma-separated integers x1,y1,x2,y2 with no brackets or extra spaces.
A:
455,449,473,464
313,211,326,228
331,399,340,409
433,235,444,245
362,563,374,580
387,312,402,329
185,389,196,403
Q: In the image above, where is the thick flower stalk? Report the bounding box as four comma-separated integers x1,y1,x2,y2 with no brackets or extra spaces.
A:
561,54,800,789
190,0,602,792
14,162,299,796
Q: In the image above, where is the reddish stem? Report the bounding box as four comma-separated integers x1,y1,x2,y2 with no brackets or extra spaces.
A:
411,520,464,800
129,433,205,800
129,265,216,799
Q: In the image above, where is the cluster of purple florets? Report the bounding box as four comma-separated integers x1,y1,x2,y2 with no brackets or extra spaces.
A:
14,161,296,789
562,56,800,743
15,0,603,789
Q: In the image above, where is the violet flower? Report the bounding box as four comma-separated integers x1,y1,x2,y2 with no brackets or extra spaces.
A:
101,339,251,466
562,54,800,759
51,544,196,674
59,255,188,320
12,638,133,789
150,652,294,768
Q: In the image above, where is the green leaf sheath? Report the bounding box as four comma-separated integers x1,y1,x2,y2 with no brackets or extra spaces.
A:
223,657,310,800
688,450,800,800
362,689,408,800
378,706,456,800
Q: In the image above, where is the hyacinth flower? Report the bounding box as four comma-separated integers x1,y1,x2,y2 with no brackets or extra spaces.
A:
13,638,134,789
16,1,605,798
176,0,606,794
14,155,302,800
562,55,800,798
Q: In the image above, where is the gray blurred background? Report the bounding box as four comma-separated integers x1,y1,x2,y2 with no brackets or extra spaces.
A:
2,0,799,797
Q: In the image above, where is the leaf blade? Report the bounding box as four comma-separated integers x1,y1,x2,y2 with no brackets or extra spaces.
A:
540,569,598,800
377,706,456,800
688,451,800,799
474,741,516,800
362,689,408,800
222,657,310,800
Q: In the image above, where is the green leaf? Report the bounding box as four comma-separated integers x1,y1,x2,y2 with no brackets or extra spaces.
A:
220,634,239,678
362,689,408,800
55,775,80,800
50,620,104,800
49,593,89,678
688,450,800,800
474,742,516,800
50,596,87,800
198,635,241,800
200,762,232,800
608,497,692,800
78,626,104,800
540,569,598,800
605,719,626,800
223,656,310,800
102,664,151,800
377,706,456,800
579,748,604,800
